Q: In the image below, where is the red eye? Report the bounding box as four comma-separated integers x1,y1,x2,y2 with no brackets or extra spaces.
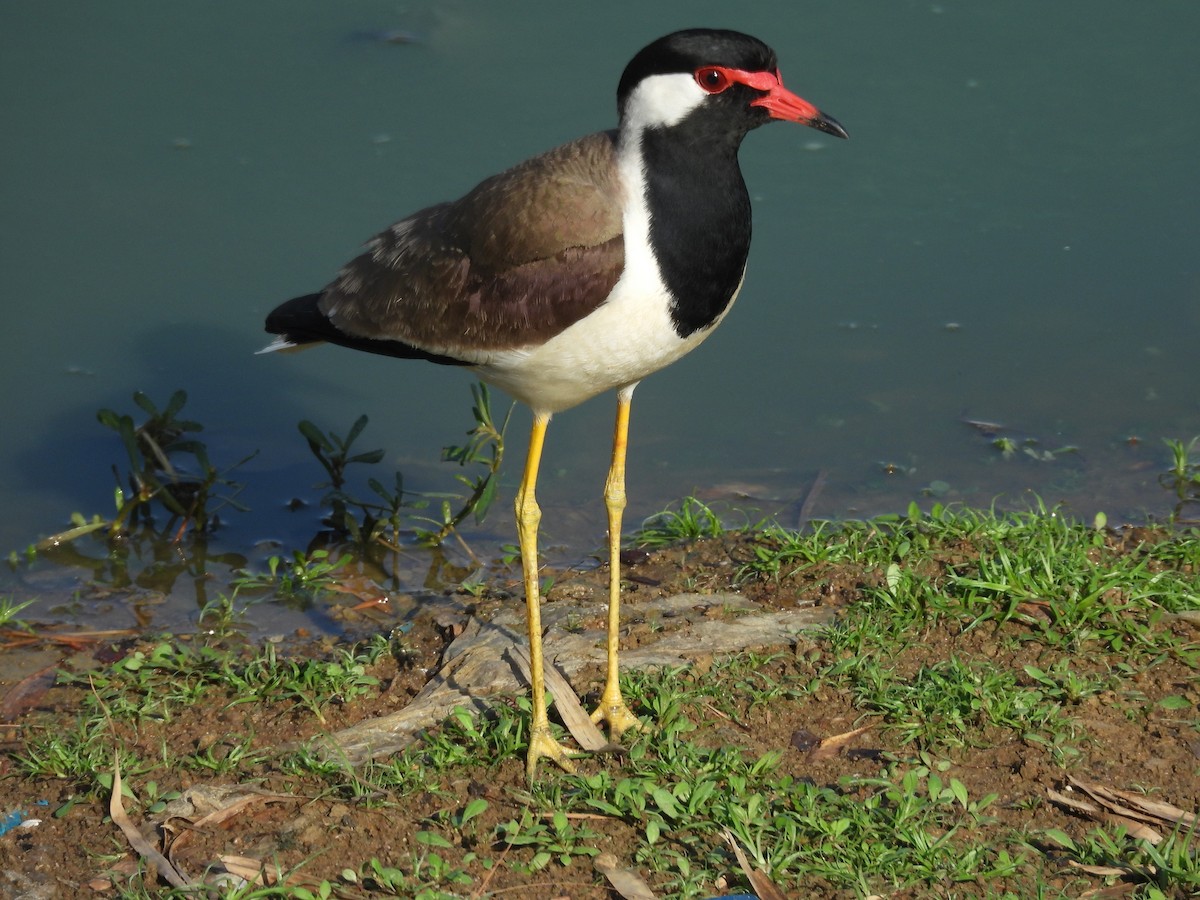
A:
695,67,731,94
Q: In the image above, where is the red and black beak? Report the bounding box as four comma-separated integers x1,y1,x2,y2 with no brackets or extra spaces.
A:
715,66,848,139
750,70,848,138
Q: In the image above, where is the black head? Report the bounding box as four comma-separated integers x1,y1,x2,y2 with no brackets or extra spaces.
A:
617,29,776,104
616,28,847,140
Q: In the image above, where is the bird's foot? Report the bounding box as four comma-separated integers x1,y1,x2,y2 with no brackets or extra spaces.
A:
525,725,578,782
590,691,643,739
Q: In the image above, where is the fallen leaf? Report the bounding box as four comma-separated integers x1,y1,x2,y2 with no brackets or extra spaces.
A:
191,789,296,828
328,571,388,603
1049,776,1200,847
808,723,876,761
165,785,299,865
1046,788,1098,817
218,855,269,884
594,851,657,899
0,664,58,722
702,702,751,733
1067,860,1134,877
110,756,190,888
1078,884,1139,899
723,828,787,900
507,645,612,752
1067,775,1196,829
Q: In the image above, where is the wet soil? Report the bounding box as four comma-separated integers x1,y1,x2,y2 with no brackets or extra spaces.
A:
1,532,1198,898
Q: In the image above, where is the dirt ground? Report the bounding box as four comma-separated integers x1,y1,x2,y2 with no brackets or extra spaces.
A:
1,531,1198,898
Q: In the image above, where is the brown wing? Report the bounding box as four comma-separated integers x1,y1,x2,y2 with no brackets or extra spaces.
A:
318,130,625,357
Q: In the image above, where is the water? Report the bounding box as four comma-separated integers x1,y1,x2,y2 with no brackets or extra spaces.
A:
2,1,1197,632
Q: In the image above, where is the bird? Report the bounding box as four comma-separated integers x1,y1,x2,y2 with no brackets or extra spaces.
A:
262,28,846,780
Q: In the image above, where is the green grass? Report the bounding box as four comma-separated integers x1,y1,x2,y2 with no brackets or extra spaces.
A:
0,595,37,628
634,496,731,548
15,636,393,793
6,502,1199,898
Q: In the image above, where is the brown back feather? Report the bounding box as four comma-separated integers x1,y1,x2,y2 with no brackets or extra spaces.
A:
319,130,625,355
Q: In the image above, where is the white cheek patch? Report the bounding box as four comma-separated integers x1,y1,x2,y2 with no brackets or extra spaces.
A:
622,72,706,130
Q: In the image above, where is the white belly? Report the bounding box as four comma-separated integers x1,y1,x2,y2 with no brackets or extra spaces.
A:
475,266,742,415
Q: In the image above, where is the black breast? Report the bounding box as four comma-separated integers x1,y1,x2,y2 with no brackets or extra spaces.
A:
640,125,752,339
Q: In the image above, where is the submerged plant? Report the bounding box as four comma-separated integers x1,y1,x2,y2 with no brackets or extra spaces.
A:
296,383,511,551
1160,436,1200,520
298,413,418,549
96,389,253,540
418,382,512,546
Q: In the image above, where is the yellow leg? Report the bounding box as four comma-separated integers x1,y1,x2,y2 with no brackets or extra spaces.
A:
590,391,643,737
516,412,577,781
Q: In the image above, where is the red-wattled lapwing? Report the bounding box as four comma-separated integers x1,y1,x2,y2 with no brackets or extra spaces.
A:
263,28,846,779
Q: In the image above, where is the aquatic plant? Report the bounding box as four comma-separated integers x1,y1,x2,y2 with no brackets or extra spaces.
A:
96,389,253,540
